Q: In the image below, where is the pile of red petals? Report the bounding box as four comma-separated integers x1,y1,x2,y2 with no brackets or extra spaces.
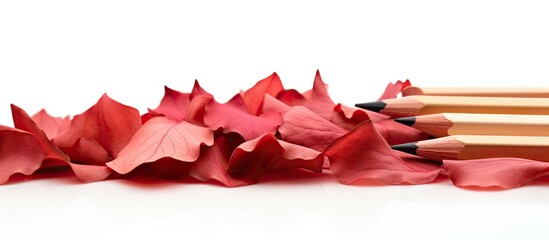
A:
2,71,548,189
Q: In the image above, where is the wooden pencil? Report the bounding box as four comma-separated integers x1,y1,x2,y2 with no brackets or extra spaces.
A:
391,135,549,162
355,95,549,118
395,113,549,137
402,86,549,98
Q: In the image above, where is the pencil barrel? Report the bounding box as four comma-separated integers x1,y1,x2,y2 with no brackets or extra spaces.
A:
376,87,549,162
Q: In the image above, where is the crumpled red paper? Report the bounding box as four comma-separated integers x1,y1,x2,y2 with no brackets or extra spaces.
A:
1,71,544,189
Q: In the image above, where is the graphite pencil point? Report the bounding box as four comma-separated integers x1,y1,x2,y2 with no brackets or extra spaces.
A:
394,116,416,126
355,101,387,112
390,142,418,155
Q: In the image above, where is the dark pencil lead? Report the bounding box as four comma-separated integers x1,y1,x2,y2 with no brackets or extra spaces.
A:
394,117,416,126
354,101,387,112
391,142,418,155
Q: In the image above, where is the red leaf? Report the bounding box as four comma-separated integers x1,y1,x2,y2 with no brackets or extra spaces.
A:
275,70,335,120
188,136,250,187
373,120,429,145
54,94,142,158
141,112,157,124
241,72,284,115
204,94,283,140
107,117,214,174
31,109,70,140
11,104,112,182
299,70,336,120
279,106,347,152
189,80,213,99
330,103,389,131
227,134,324,184
443,158,549,189
262,94,291,115
330,103,428,145
11,104,69,163
185,95,213,127
60,138,110,165
149,86,190,121
276,89,305,106
324,121,440,185
149,80,213,122
378,80,412,100
69,163,113,183
0,126,45,184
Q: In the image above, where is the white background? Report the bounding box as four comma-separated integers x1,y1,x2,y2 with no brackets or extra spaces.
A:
1,1,549,239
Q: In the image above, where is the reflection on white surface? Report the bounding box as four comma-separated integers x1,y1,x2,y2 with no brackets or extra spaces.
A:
1,170,549,240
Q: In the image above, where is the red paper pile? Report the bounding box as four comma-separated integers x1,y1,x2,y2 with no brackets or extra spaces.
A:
2,71,548,188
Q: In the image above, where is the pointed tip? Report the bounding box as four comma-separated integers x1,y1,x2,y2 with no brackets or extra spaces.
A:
99,93,111,101
403,79,412,88
268,72,280,81
391,142,418,155
163,85,180,96
34,108,48,116
192,79,203,90
263,72,281,83
314,69,324,83
355,101,387,112
10,104,22,114
394,116,416,126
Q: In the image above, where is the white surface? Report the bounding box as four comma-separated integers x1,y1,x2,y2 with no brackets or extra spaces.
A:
2,1,549,239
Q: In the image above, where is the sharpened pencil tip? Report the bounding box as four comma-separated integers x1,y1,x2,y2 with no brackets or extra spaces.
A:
394,117,416,126
355,101,387,112
391,142,418,155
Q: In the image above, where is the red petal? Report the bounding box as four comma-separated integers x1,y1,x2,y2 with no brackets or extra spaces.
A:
241,72,284,115
60,138,110,165
330,103,428,145
11,104,69,163
227,134,324,184
54,94,142,158
279,106,347,152
141,112,157,124
149,86,190,121
107,117,214,174
185,95,213,127
324,121,440,185
275,71,335,120
70,163,113,183
373,120,429,145
0,126,45,184
330,103,389,131
188,136,250,187
204,94,283,140
149,80,213,122
378,80,412,100
11,104,112,182
299,70,336,120
333,103,389,123
190,80,213,99
443,158,549,189
262,94,291,115
31,109,70,140
276,89,305,106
